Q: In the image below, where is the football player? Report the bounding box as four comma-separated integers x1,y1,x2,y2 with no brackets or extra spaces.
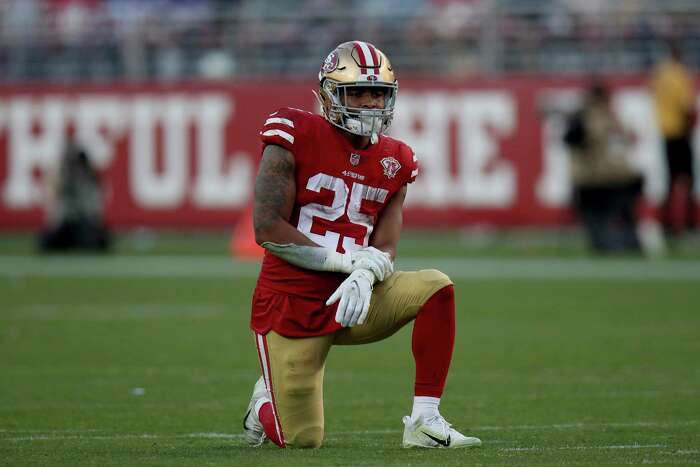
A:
242,41,481,449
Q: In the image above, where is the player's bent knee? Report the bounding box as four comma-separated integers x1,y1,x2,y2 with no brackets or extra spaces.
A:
289,426,324,449
418,269,453,292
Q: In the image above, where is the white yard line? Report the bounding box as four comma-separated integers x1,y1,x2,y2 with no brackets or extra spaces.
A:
0,255,260,279
2,255,700,280
0,432,244,441
2,420,697,442
3,303,227,320
0,433,682,455
474,420,699,431
502,444,667,452
331,419,699,434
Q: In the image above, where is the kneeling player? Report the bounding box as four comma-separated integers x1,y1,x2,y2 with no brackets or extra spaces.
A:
242,41,481,449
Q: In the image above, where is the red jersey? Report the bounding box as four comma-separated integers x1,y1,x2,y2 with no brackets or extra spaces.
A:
252,107,418,336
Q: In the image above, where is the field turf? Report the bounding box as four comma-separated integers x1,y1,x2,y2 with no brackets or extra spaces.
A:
1,233,699,465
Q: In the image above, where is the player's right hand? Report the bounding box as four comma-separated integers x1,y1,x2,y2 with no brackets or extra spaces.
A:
350,247,393,282
326,269,374,327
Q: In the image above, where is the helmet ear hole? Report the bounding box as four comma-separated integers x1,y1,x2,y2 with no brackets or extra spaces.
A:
316,87,340,124
318,88,332,110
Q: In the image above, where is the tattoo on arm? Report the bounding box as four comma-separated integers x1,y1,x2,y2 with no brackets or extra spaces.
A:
253,145,295,234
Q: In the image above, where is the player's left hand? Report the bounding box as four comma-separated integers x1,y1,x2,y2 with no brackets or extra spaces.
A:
326,269,374,327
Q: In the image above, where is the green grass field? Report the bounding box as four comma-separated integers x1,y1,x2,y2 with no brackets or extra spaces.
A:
1,232,700,465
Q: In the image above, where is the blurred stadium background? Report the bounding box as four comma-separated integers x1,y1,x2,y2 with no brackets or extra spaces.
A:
1,1,700,466
1,0,700,252
2,0,700,80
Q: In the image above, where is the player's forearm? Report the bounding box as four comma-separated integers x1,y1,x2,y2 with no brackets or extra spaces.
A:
253,213,318,247
254,206,355,272
261,241,353,273
254,207,348,271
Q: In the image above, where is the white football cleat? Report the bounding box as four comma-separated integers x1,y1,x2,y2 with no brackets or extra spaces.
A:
402,414,482,449
242,376,269,446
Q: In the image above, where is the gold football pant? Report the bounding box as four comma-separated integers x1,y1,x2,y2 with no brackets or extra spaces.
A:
253,269,453,448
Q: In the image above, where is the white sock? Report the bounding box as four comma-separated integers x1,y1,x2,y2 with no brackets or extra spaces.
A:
411,396,440,420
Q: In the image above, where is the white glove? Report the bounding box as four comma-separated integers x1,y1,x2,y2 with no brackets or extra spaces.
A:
324,246,393,282
326,269,375,327
351,246,394,282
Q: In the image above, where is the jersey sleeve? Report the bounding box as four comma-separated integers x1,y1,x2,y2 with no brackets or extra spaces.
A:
400,143,419,185
259,108,304,154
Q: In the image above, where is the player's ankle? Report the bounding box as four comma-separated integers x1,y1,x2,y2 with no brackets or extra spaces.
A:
411,395,440,420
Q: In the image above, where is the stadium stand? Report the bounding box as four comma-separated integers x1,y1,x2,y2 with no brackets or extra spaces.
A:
1,0,700,81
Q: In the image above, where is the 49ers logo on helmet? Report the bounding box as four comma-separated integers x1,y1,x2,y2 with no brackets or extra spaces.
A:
380,157,401,178
322,51,339,73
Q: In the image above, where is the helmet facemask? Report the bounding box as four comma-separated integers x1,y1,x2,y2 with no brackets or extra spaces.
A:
319,80,397,144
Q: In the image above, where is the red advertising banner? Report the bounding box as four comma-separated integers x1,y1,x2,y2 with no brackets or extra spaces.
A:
0,77,696,229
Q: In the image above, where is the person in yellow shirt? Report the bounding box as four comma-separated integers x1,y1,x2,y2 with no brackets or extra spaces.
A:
651,43,697,237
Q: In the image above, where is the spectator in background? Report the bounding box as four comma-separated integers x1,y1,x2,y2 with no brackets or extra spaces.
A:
563,82,644,254
49,0,102,45
651,42,697,239
0,0,42,79
39,141,111,252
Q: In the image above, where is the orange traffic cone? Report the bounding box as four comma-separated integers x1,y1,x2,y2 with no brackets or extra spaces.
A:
230,203,264,261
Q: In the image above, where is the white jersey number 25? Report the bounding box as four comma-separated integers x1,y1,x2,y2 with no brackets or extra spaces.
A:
297,173,389,252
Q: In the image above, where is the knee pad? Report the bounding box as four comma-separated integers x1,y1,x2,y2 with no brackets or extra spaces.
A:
417,269,452,293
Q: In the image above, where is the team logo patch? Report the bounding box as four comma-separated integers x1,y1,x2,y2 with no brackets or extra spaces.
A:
350,153,361,166
381,157,401,178
322,51,339,73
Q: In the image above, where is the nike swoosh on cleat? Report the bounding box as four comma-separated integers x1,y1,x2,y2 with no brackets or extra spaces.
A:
242,409,252,431
421,431,451,447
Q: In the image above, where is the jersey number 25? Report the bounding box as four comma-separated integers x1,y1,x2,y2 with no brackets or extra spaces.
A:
297,173,389,252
